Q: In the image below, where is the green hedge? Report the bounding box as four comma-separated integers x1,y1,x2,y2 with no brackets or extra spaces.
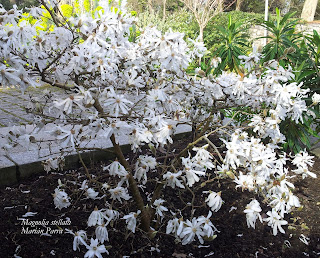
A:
204,11,265,52
137,10,280,54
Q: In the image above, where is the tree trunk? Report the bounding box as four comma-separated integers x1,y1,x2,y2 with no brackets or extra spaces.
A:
236,0,242,11
199,26,204,65
199,26,204,43
162,0,167,21
301,0,318,22
217,0,224,13
148,0,154,14
282,0,291,15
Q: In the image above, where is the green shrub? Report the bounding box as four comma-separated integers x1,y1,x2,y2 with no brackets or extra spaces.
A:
211,15,250,74
261,8,301,62
205,11,265,52
136,8,198,40
137,9,264,52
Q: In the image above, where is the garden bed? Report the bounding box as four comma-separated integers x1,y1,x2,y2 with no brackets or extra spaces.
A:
0,137,319,258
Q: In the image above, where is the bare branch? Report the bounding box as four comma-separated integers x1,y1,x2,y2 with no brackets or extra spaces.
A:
180,0,235,41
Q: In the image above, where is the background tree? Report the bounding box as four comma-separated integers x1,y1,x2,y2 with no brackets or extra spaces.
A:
301,0,318,21
234,0,299,14
0,0,38,9
0,0,12,9
281,0,292,14
180,0,224,42
217,0,224,12
148,0,154,13
236,0,243,11
162,0,166,21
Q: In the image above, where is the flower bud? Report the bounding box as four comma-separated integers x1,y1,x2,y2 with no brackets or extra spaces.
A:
226,171,235,180
197,69,206,77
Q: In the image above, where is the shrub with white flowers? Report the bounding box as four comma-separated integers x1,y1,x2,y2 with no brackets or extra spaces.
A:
0,0,318,255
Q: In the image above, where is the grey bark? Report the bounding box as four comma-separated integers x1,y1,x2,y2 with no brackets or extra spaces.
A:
236,0,242,11
281,0,291,15
301,0,318,22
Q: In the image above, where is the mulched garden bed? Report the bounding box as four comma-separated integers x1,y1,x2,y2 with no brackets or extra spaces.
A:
0,136,319,257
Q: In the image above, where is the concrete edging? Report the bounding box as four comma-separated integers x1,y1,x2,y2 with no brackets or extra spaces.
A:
0,132,191,186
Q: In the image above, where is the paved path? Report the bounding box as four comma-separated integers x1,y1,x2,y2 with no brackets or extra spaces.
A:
0,86,65,127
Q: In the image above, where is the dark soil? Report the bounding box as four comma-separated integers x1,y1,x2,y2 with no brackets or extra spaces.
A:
0,137,320,258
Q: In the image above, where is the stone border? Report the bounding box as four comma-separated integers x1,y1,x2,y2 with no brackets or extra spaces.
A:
0,131,191,186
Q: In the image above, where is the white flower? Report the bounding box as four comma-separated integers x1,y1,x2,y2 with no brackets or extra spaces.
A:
77,86,95,106
155,124,174,145
210,57,222,68
166,218,183,236
42,158,58,173
88,207,108,227
124,69,144,88
288,99,308,124
184,167,206,187
182,156,206,187
192,145,215,170
53,95,84,115
197,211,219,238
205,191,223,212
287,191,300,209
312,92,320,104
269,194,287,217
264,210,288,236
129,127,153,150
248,115,265,134
105,209,120,221
147,88,168,102
123,210,141,233
216,164,230,175
153,199,168,218
136,155,157,171
239,45,261,70
163,171,185,189
134,155,157,184
292,150,314,169
80,180,88,190
103,87,133,117
65,229,87,251
188,37,207,58
86,188,99,200
95,224,109,243
52,126,78,149
0,67,21,87
234,172,255,191
109,186,131,203
292,150,316,179
180,218,205,245
52,188,71,210
222,138,242,169
244,199,262,229
292,166,317,179
101,183,110,191
134,167,148,184
84,238,108,258
103,161,127,177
